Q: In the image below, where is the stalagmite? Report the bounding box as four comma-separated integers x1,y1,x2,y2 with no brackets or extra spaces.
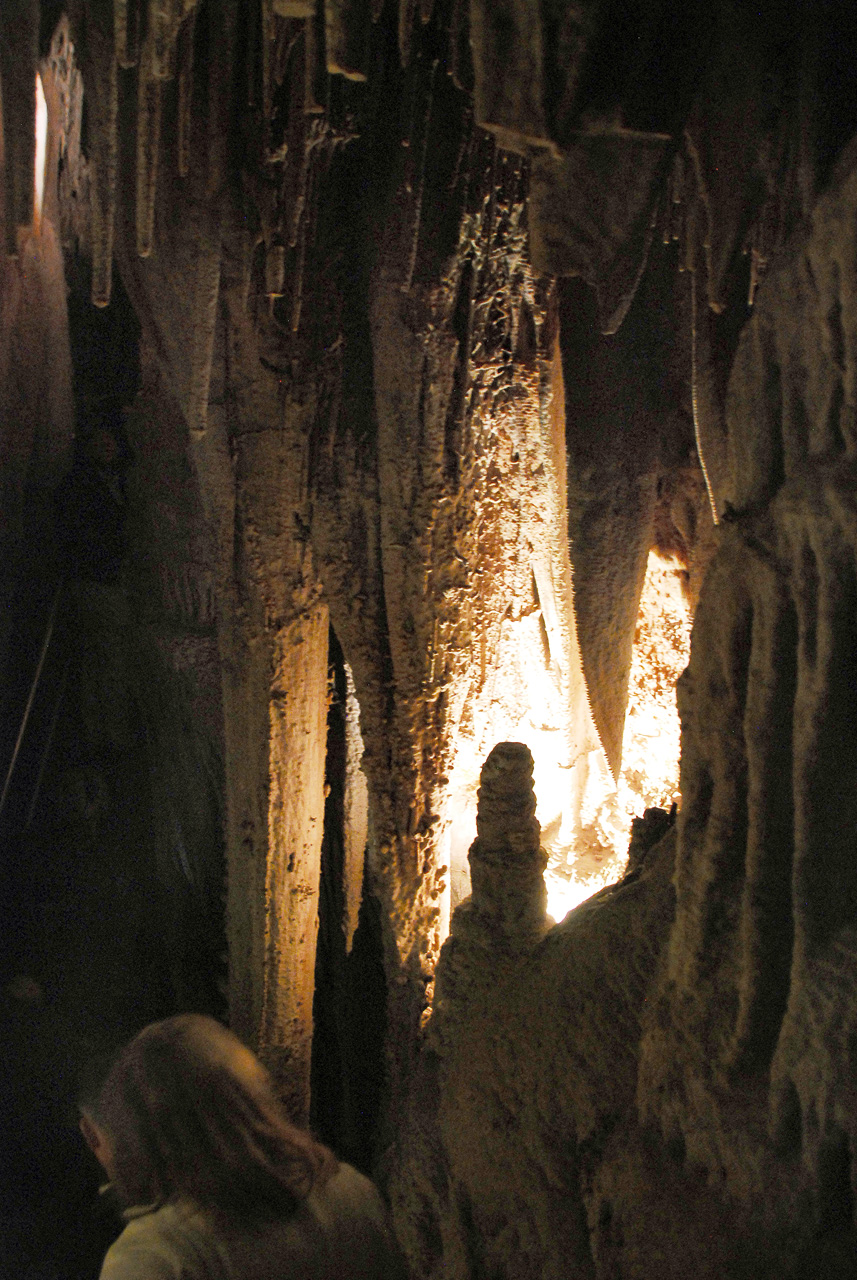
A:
0,0,39,255
467,742,547,941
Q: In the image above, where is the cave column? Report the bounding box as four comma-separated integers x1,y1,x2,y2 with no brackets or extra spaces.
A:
218,396,328,1124
260,602,329,1111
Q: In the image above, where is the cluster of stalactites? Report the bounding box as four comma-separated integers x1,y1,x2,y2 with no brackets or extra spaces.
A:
0,0,454,306
81,0,202,306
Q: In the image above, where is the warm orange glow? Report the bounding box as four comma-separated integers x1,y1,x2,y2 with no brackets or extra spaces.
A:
544,552,691,921
439,556,585,934
34,73,47,228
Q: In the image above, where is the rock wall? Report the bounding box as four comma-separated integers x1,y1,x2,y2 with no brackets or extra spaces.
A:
388,77,857,1280
4,2,601,1133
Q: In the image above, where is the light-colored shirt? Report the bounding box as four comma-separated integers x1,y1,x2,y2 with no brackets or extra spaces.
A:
99,1162,407,1280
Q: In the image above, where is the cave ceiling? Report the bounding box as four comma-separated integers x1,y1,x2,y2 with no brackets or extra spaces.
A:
5,0,837,776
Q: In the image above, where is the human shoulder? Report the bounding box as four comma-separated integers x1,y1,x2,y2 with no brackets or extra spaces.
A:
100,1201,221,1280
312,1162,387,1219
308,1162,409,1278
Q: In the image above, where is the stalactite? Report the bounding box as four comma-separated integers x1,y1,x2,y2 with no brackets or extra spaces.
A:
132,3,200,254
325,0,369,82
483,143,498,252
303,13,325,113
682,143,698,277
136,42,162,257
240,226,255,311
744,192,781,309
0,0,39,255
206,0,235,195
265,241,286,295
177,7,197,177
398,0,417,67
446,102,472,196
149,0,198,79
288,116,322,251
449,0,471,92
260,0,277,152
684,128,723,314
246,0,259,108
690,271,721,524
187,244,222,433
62,65,85,226
114,0,138,68
662,149,684,247
291,154,317,332
402,60,437,292
81,2,119,304
746,225,762,309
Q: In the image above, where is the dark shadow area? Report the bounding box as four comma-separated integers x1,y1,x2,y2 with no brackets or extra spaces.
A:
0,254,224,1279
310,626,388,1174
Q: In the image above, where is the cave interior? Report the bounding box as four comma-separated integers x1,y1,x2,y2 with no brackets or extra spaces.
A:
3,1,857,1277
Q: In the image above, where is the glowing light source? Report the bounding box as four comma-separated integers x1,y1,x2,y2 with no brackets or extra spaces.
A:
34,73,48,228
440,551,690,933
543,552,691,922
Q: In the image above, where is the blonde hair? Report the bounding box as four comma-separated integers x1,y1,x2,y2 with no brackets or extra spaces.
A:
89,1014,337,1222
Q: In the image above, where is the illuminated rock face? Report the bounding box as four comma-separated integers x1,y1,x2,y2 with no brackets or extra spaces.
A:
394,743,677,1280
391,89,857,1280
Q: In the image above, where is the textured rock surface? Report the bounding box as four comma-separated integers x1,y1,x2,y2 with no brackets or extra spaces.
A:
389,67,857,1280
391,744,678,1279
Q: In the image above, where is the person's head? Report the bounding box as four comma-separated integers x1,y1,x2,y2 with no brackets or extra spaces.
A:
78,1015,337,1222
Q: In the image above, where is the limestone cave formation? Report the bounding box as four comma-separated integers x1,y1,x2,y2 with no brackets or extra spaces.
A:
2,1,857,1276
